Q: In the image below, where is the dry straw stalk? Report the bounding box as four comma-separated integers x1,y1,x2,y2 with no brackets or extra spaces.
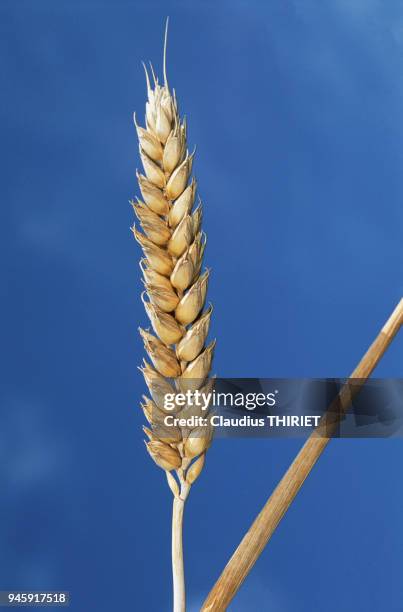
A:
133,22,214,612
202,298,403,611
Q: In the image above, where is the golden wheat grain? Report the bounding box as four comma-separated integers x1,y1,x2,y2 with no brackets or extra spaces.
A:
132,21,214,612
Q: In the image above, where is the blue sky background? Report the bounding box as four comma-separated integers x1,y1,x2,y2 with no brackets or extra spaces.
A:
1,1,402,610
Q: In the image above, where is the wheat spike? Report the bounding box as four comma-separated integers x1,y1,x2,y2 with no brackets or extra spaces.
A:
133,20,214,612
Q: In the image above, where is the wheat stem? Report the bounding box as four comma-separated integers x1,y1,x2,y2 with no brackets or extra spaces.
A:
202,298,403,611
172,464,190,612
172,497,185,612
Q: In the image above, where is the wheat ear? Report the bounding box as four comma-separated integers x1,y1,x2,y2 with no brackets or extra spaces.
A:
133,21,214,612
